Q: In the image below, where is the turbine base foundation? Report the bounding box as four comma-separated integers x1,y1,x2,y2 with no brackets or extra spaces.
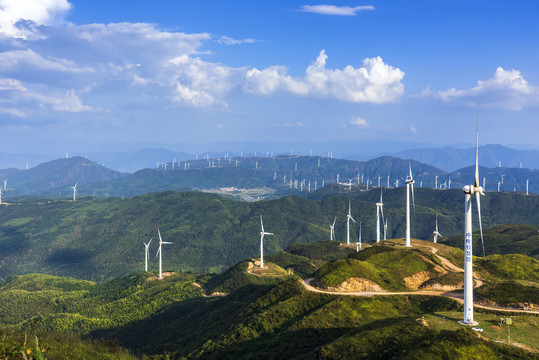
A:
458,320,479,327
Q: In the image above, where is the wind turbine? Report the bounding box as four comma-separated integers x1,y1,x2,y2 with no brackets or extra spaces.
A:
356,222,362,252
155,227,173,279
460,118,485,326
404,164,416,247
144,237,153,272
346,200,356,245
329,217,336,240
433,215,443,243
376,188,384,243
259,215,274,268
70,182,78,201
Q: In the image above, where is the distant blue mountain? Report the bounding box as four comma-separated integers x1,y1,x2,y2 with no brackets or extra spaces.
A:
392,144,539,172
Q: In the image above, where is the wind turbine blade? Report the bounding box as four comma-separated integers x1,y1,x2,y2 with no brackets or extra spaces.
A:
475,116,480,188
155,246,161,258
332,217,336,227
350,216,356,223
409,163,412,180
380,187,383,203
380,206,385,225
475,192,486,258
148,237,153,246
260,215,264,233
158,228,163,243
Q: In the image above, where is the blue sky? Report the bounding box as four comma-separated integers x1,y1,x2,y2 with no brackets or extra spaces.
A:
0,0,538,155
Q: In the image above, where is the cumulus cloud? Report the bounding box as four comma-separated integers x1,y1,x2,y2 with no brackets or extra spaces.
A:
0,0,403,116
349,116,369,128
300,4,374,15
426,67,539,111
245,50,404,103
0,0,71,38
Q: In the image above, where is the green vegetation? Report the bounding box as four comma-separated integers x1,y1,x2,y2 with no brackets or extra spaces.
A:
316,245,440,290
477,281,539,306
443,224,539,259
478,254,539,282
0,272,203,336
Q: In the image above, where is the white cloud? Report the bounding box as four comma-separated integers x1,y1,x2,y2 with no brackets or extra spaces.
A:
0,49,93,73
245,50,404,103
427,67,539,111
0,77,26,91
216,36,257,45
52,89,92,112
0,107,26,116
410,124,417,133
0,0,71,38
350,116,368,128
300,4,374,16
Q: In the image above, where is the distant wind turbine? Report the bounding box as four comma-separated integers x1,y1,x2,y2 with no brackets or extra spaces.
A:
346,200,356,245
259,215,274,268
376,188,384,243
155,227,173,279
144,237,153,272
329,217,336,241
70,182,78,201
404,164,416,247
356,222,362,252
433,215,443,243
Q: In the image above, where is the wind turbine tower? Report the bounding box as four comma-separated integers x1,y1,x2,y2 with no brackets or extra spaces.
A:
356,222,362,252
433,215,443,243
404,165,416,247
143,238,153,272
346,200,356,245
460,118,485,326
156,228,173,279
71,182,78,201
376,188,384,243
259,215,274,268
526,180,529,195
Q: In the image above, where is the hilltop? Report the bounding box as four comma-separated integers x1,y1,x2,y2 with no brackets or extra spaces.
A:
0,157,127,198
0,240,538,359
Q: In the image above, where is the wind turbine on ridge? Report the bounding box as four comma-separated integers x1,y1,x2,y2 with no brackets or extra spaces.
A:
143,237,153,272
259,215,274,268
356,221,362,252
70,182,78,201
329,217,336,241
376,188,384,243
460,117,485,326
433,215,443,243
155,227,173,279
404,164,416,247
346,200,356,245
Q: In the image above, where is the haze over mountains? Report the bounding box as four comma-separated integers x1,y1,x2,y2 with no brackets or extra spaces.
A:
1,143,539,173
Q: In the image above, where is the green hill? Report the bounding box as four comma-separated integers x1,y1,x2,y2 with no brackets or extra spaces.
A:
1,241,539,359
1,189,539,282
0,157,127,198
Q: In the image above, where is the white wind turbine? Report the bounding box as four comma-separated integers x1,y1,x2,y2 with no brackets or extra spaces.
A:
259,215,274,268
329,217,336,241
356,222,362,252
460,118,485,326
144,237,153,272
433,215,443,243
70,182,78,201
376,188,384,243
404,164,416,247
346,200,356,245
155,227,173,279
